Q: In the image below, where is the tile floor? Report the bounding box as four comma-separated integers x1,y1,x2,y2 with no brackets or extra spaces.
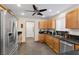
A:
14,38,56,55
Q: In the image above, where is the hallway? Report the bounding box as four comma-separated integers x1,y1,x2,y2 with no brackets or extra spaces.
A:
15,38,56,55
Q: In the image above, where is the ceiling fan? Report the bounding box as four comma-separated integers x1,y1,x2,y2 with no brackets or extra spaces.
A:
25,4,47,16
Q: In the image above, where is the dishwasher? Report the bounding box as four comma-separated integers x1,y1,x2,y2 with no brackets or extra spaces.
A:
60,40,74,53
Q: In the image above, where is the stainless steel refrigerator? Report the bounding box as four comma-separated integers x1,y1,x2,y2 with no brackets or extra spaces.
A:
0,10,18,55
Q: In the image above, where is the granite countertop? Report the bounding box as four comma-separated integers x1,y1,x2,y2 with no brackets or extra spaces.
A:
59,50,79,55
54,35,79,44
61,38,79,44
39,33,79,44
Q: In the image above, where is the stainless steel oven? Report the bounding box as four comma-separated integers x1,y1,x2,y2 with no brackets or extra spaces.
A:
60,40,74,53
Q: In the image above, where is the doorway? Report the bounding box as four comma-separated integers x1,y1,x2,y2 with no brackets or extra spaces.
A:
26,21,35,39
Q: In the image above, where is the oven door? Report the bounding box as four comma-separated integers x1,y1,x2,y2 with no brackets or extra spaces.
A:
60,40,74,53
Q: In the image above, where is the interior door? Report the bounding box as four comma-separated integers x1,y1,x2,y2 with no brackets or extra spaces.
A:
26,22,35,38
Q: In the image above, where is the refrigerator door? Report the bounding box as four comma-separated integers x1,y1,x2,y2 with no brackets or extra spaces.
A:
1,11,18,55
0,11,2,54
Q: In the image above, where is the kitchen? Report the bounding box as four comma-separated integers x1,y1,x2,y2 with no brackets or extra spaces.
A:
38,5,79,54
0,4,79,55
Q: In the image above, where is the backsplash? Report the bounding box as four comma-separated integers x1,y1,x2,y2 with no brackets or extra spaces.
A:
69,34,79,39
69,29,79,36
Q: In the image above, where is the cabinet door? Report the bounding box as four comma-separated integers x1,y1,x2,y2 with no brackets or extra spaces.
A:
39,21,44,29
66,9,78,28
48,20,51,28
54,38,60,53
75,44,79,50
44,20,48,29
52,19,56,29
77,9,79,28
48,18,56,29
53,38,60,53
38,34,45,43
39,20,47,29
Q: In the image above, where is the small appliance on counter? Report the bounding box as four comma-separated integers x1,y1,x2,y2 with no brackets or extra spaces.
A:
54,31,69,38
68,34,79,40
39,29,48,34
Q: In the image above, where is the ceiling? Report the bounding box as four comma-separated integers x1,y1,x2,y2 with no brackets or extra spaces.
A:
4,4,77,19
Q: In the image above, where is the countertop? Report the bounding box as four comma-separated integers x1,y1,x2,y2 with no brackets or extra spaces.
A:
53,35,79,44
39,33,79,44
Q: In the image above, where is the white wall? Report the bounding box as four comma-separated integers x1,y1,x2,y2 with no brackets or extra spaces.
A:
68,29,79,36
19,17,41,41
56,12,68,31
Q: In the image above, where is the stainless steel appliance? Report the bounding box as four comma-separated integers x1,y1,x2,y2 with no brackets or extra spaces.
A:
60,40,74,53
0,10,2,55
0,10,18,55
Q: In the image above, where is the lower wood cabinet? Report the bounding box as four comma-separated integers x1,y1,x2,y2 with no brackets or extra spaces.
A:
38,34,45,43
75,44,79,50
45,35,60,53
39,34,79,54
53,38,60,53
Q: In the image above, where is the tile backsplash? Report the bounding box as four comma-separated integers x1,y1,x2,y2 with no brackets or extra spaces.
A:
69,29,79,36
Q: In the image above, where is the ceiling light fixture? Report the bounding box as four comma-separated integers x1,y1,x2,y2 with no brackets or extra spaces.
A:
17,4,21,7
42,15,45,17
57,11,60,14
21,13,25,15
48,9,52,12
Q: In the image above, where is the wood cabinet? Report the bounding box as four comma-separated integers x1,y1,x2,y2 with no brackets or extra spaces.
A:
77,8,79,28
53,37,60,53
38,18,56,29
48,18,56,29
38,34,45,43
45,35,53,48
66,8,79,29
45,35,60,53
75,44,79,50
39,20,47,29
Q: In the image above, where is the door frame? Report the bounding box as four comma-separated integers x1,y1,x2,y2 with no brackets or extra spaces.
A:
25,21,35,39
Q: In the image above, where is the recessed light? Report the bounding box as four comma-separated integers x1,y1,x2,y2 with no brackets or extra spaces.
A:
42,15,45,17
21,13,25,15
48,9,52,12
17,4,21,7
57,11,60,14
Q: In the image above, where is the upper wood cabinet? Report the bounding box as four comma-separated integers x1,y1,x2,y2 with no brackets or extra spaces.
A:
77,8,79,28
38,18,56,29
39,20,47,29
66,8,79,29
47,18,56,29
